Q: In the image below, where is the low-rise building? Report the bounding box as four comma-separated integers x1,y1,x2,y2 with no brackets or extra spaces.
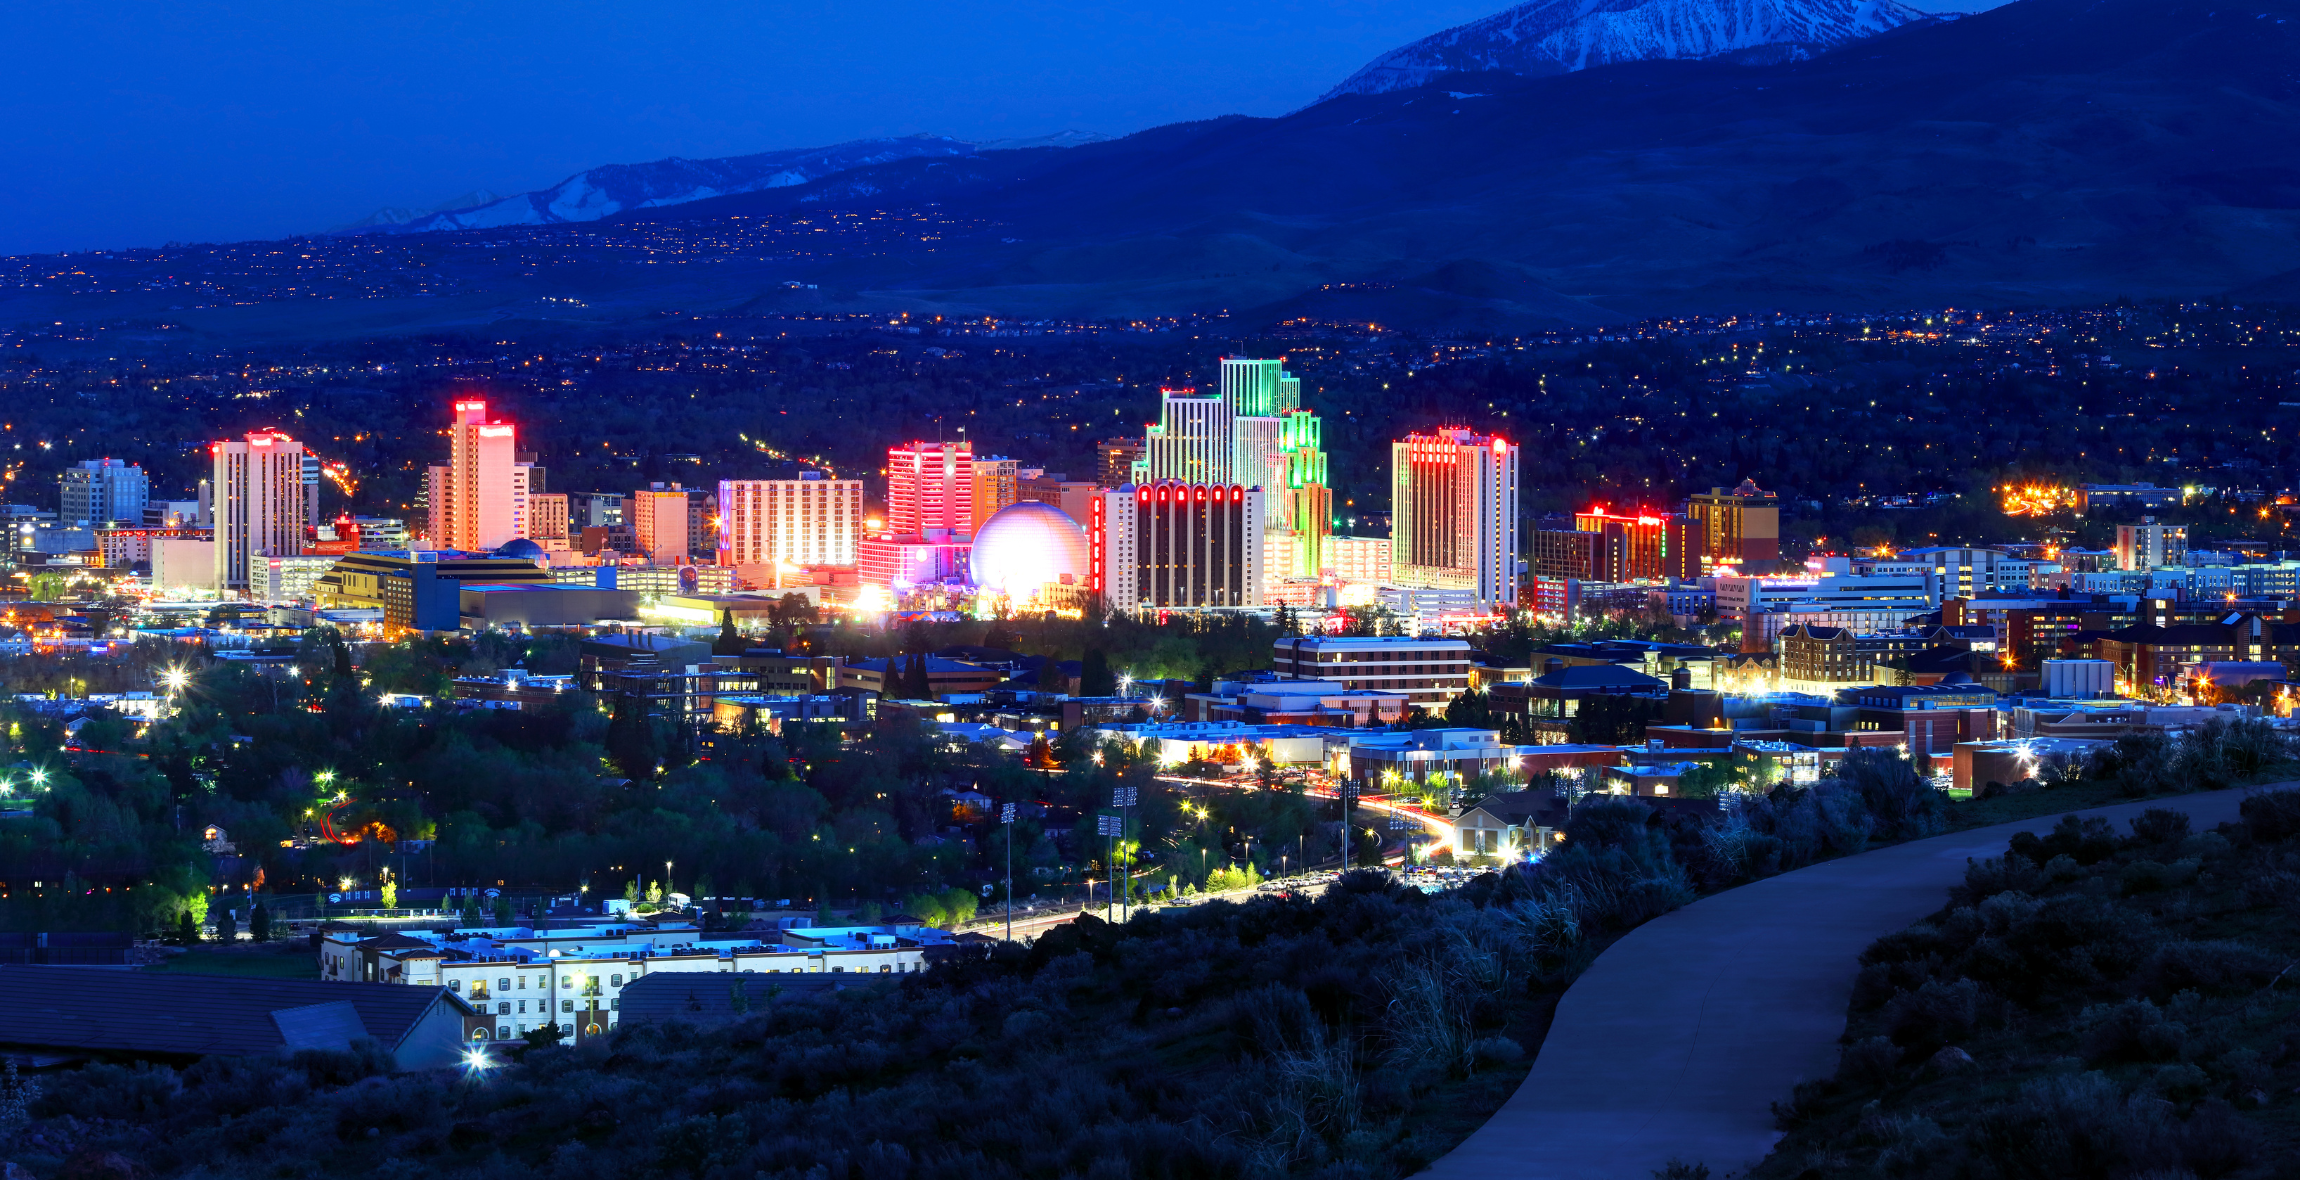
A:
1270,635,1473,708
1180,674,1413,727
323,918,953,1044
1342,728,1524,787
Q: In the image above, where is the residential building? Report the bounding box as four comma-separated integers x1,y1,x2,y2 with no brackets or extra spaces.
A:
887,440,976,536
1092,482,1265,614
59,459,148,527
2093,614,2295,695
716,474,864,576
1680,480,1781,574
1779,624,1865,690
2116,519,2188,571
212,431,311,592
1270,634,1473,708
1392,428,1518,607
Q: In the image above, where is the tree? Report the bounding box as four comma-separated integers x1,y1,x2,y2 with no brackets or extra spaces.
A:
1080,649,1116,696
214,908,237,943
606,695,662,781
713,610,747,657
380,876,397,911
491,895,512,924
901,652,933,700
176,910,196,945
250,901,271,942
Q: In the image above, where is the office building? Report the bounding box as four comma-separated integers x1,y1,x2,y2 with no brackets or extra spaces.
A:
1143,387,1232,485
1572,506,1673,582
716,474,864,573
971,455,1019,529
886,440,975,537
1097,438,1145,490
1681,480,1781,574
1220,356,1301,417
212,431,311,592
1270,634,1474,708
580,492,626,528
1391,428,1519,607
1092,482,1265,615
2116,520,2188,571
59,459,148,528
315,550,554,633
143,499,205,529
1878,547,2040,598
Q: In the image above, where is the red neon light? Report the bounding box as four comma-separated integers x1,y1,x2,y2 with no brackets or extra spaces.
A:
1492,437,1508,454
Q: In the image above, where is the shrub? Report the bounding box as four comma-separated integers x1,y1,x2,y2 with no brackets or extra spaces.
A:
2179,1099,2265,1178
1884,979,1979,1052
2128,808,2191,845
2142,940,2281,996
1836,748,1948,841
1963,1072,2177,1179
2118,857,2199,894
2080,998,2187,1064
2240,788,2300,843
1836,1036,1903,1089
1957,853,2043,904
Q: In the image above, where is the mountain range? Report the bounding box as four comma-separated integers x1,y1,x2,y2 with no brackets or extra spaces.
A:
343,132,1109,237
1320,0,1934,98
308,0,2300,328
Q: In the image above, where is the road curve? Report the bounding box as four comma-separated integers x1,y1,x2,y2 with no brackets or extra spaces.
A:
1418,784,2275,1180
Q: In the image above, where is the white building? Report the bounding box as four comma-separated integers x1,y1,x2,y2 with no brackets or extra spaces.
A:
323,918,953,1044
212,432,310,592
1713,567,1938,644
1270,634,1473,708
1143,387,1233,485
262,555,341,604
1094,483,1265,614
716,473,864,573
1325,535,1393,584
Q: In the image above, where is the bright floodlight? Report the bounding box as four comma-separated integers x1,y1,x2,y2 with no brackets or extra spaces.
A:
968,502,1090,602
463,1048,491,1071
162,666,189,691
28,769,46,787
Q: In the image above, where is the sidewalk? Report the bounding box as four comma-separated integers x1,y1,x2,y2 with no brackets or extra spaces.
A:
1419,785,2269,1180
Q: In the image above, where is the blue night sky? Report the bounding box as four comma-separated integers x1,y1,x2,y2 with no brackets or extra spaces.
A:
1,1,1512,256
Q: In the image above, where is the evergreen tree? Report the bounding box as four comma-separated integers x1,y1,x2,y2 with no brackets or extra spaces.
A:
250,901,271,942
176,910,196,945
331,634,354,678
605,695,662,781
1080,648,1116,696
214,908,237,943
713,609,747,656
903,652,933,700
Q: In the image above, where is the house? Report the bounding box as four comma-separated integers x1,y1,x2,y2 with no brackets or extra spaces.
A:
616,970,853,1025
1451,788,1570,861
1489,661,1669,743
0,966,478,1068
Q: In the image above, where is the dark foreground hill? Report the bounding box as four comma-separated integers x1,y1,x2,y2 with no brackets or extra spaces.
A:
619,0,2300,326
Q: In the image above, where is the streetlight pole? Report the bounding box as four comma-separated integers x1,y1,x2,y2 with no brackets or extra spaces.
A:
1001,802,1015,942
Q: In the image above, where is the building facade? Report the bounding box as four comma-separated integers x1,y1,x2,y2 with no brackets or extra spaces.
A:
1093,482,1265,615
212,432,310,592
887,440,975,537
1680,480,1781,574
1143,387,1233,486
1391,428,1519,607
716,474,863,571
59,459,148,528
438,400,521,552
1270,635,1473,708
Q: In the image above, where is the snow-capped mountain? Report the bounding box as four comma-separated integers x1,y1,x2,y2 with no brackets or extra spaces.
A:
1322,0,1932,98
340,132,1099,236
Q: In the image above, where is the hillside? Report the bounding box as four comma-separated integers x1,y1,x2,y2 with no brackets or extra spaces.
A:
611,0,2300,325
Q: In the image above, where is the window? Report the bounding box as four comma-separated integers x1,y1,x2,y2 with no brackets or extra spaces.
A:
611,973,623,986
518,1000,526,1013
448,979,462,992
611,998,619,1011
498,977,510,992
469,1027,489,1042
496,1025,511,1040
561,999,574,1013
496,1002,510,1015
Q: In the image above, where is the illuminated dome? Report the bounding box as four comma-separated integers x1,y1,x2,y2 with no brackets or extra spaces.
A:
494,538,546,561
970,503,1090,601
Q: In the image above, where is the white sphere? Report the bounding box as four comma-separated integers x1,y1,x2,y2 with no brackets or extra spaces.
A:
970,502,1090,601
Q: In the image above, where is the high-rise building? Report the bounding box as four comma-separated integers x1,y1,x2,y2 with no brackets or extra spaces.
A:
1277,411,1330,579
1092,482,1265,615
1391,428,1519,608
1220,356,1300,417
717,474,864,572
59,459,148,527
1682,480,1781,574
1017,470,1099,527
527,493,570,542
1573,506,1673,582
440,400,519,552
212,431,310,591
971,455,1019,529
1143,387,1232,485
1325,535,1392,584
887,441,975,537
630,483,713,563
1097,438,1145,490
2116,519,2188,571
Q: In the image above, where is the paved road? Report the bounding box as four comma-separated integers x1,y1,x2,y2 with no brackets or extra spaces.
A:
1419,785,2273,1180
